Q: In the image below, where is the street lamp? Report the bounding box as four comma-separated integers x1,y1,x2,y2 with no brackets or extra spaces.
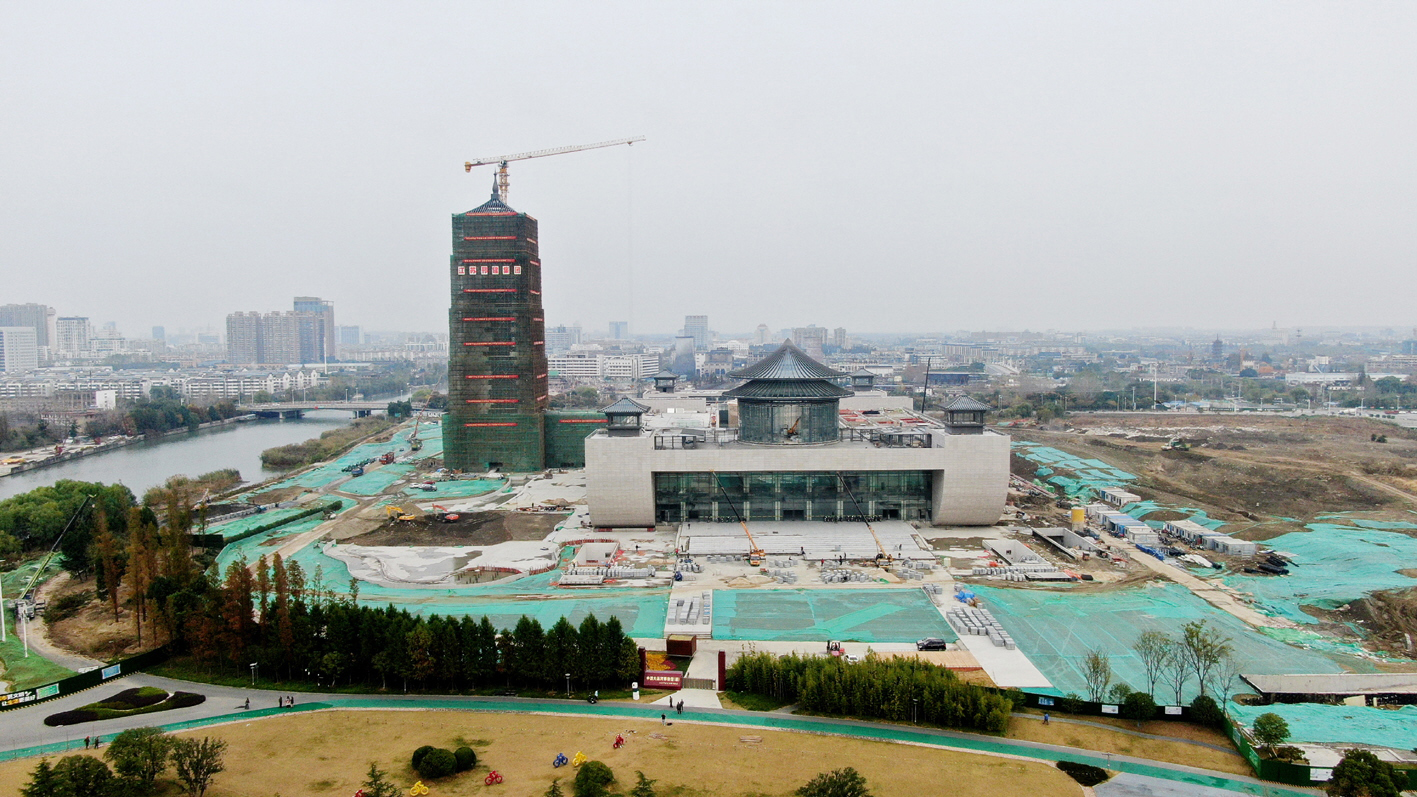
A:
912,698,918,724
249,662,258,685
565,673,571,699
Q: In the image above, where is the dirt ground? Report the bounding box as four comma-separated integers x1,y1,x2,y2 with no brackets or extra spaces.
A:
1007,712,1249,776
0,710,1084,797
1016,413,1417,527
46,576,148,660
349,511,567,547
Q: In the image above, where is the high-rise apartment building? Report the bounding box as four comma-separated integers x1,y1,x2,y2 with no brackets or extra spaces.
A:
792,325,828,360
684,315,710,349
226,308,328,365
608,321,629,340
152,326,166,342
293,297,336,359
55,317,91,358
0,327,39,372
0,304,55,352
832,327,847,349
226,312,262,364
336,325,362,347
444,185,550,472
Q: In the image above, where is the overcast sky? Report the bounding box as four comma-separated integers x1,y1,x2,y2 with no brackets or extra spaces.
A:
3,3,1416,339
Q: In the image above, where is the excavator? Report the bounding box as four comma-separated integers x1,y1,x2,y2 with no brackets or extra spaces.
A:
409,416,423,452
384,505,418,523
431,504,460,523
711,471,765,566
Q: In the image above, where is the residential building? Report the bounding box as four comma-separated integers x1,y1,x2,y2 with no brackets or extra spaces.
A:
0,327,39,372
54,317,91,358
0,304,54,358
609,321,629,340
684,315,710,349
294,296,336,359
546,325,582,356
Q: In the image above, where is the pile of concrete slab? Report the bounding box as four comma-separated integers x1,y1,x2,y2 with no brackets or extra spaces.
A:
670,592,712,627
946,605,1016,649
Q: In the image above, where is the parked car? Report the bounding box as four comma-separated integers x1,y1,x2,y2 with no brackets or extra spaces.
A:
916,638,948,651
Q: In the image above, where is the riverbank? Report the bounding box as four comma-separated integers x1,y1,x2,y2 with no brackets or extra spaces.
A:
0,415,259,479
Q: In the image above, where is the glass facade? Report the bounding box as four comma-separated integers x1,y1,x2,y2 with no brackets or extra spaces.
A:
653,470,933,523
737,400,840,444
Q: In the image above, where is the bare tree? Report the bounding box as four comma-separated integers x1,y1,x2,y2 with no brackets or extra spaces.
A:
1083,649,1112,702
1209,651,1243,706
171,737,227,797
1157,636,1190,705
1133,630,1172,698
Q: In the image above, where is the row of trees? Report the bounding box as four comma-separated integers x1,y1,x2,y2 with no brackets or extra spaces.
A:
179,553,640,691
1076,621,1238,706
726,651,1013,733
23,727,226,797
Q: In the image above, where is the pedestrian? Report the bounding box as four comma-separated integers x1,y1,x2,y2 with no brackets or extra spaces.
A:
289,695,295,706
660,713,666,725
1043,712,1050,725
94,736,101,748
84,736,90,750
677,701,683,715
244,698,250,710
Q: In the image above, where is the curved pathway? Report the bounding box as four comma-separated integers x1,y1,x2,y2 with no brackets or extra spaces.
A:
0,674,1315,796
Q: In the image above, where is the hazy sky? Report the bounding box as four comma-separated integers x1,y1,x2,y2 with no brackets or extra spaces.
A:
4,3,1416,339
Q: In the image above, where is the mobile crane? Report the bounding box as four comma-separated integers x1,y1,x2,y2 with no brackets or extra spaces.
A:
710,471,765,566
465,137,645,204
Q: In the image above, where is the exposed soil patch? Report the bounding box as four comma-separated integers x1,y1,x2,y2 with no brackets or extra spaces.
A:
1349,587,1417,657
48,578,147,659
348,510,567,546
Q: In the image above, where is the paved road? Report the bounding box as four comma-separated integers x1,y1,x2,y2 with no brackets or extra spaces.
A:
0,674,1317,796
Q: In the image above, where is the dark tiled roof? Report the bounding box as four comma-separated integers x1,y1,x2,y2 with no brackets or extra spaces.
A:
651,369,679,379
728,340,847,380
851,369,876,377
722,379,852,400
943,396,992,412
601,397,650,414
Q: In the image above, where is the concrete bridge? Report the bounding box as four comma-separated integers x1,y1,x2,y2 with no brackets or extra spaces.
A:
239,400,390,418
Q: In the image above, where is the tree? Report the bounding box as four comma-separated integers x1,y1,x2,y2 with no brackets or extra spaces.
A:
1179,621,1232,696
1251,713,1290,750
362,762,401,797
54,754,116,797
1189,695,1224,729
574,760,615,797
544,779,565,797
1083,649,1112,702
1106,682,1133,704
1132,630,1171,698
795,767,873,797
171,736,227,796
1326,749,1402,797
104,726,174,790
630,771,658,797
19,759,65,797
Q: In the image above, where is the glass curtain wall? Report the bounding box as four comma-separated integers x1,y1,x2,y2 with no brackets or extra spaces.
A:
654,470,932,523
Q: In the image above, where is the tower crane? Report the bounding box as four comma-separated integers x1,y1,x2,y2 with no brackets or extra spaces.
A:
464,136,645,204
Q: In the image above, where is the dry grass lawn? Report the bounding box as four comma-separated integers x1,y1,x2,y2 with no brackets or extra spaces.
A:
0,710,1083,797
1006,715,1250,777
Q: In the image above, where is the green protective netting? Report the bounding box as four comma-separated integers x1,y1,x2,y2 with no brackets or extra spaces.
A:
206,506,316,540
1013,442,1137,499
340,463,416,496
1123,501,1227,530
1223,522,1417,625
214,514,327,568
712,588,955,643
401,478,502,498
971,582,1343,702
1229,702,1417,751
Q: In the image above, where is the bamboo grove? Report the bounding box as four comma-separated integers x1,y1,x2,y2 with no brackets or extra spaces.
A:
725,651,1015,733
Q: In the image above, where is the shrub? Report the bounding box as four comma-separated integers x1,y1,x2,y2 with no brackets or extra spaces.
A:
168,692,206,709
411,746,436,770
1056,761,1110,787
454,746,476,772
1189,695,1224,728
573,760,615,797
45,590,93,622
416,748,457,780
795,767,872,796
1122,691,1157,722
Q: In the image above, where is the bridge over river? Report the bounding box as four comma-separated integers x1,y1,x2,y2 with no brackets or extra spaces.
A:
238,400,390,418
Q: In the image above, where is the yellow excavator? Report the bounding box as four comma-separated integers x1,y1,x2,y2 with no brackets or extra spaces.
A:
711,471,765,566
385,505,418,523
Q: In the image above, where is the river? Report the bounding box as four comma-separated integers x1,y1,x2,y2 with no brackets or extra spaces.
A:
0,412,358,501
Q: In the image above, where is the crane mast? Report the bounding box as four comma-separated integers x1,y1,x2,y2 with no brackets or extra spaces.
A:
464,136,645,204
